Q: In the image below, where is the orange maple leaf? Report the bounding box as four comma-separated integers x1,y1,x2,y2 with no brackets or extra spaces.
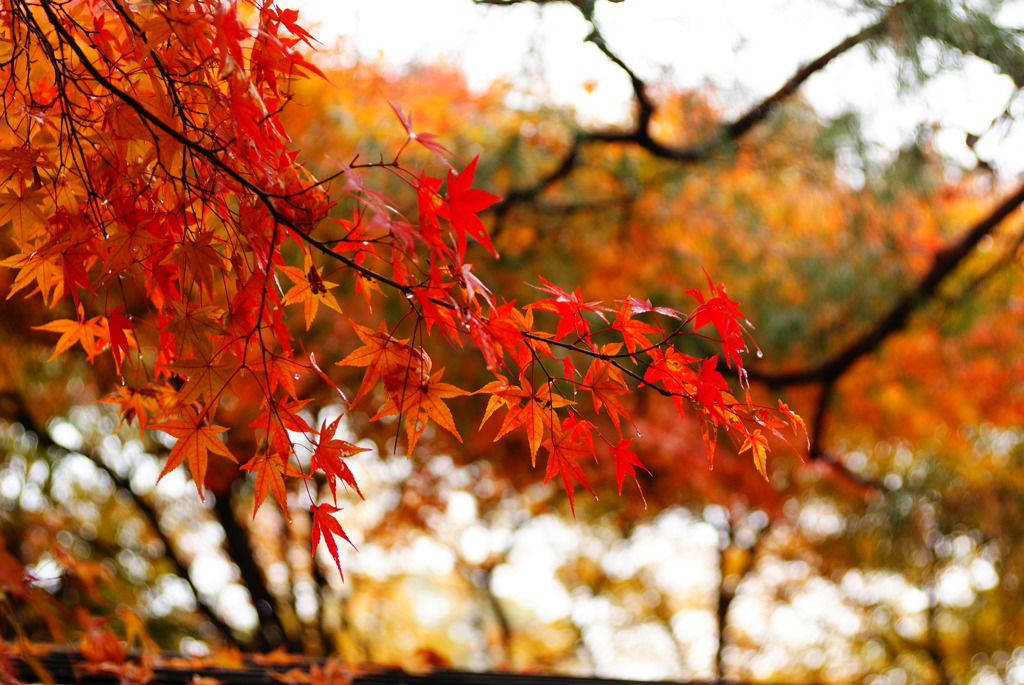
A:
79,625,128,666
242,451,309,515
0,250,64,306
373,367,469,455
778,400,809,448
279,256,343,330
270,658,357,685
739,429,770,479
168,229,228,294
581,355,631,437
0,178,51,245
261,353,309,399
168,353,238,406
336,321,421,405
152,407,237,500
163,301,224,359
101,386,158,438
33,306,106,361
489,378,573,466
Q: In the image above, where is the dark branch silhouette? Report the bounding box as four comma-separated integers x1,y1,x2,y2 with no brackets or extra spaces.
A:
0,392,242,649
493,4,888,209
749,179,1024,387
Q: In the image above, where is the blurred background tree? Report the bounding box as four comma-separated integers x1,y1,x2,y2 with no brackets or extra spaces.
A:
2,0,1023,683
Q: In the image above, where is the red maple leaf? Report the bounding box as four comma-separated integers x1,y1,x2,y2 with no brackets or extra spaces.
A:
693,355,729,423
611,439,648,501
685,268,748,369
465,301,529,372
528,276,606,344
247,399,315,466
309,416,368,503
438,156,500,259
542,416,596,516
311,503,355,579
642,346,700,416
389,101,454,165
611,302,662,354
104,305,136,374
416,172,445,249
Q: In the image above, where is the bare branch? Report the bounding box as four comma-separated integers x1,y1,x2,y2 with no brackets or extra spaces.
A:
494,8,886,209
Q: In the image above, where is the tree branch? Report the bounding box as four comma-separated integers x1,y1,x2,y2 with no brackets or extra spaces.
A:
750,179,1024,386
494,7,886,210
212,491,303,652
581,19,885,160
0,392,242,648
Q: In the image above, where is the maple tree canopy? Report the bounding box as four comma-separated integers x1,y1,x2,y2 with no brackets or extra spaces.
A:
0,0,803,580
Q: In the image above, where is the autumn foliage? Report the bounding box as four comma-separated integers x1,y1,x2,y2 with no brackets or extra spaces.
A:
0,0,801,583
3,0,1024,678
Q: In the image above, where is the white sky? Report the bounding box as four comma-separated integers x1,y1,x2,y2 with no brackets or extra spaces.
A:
290,0,1023,174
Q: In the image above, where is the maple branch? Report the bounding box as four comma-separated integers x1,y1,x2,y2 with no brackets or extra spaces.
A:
37,1,221,158
750,179,1024,387
519,323,718,404
816,451,885,492
528,194,636,216
480,563,514,666
797,378,885,489
583,22,656,140
295,231,410,294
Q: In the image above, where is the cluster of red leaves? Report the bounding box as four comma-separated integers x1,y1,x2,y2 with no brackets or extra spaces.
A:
0,0,803,578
